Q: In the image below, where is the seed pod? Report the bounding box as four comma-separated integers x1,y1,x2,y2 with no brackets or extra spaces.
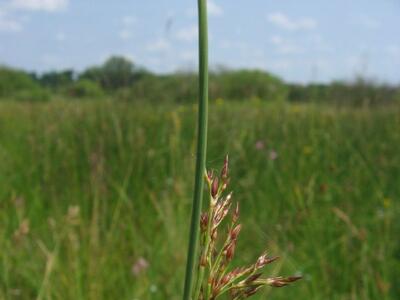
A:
233,202,239,223
286,275,302,282
245,287,258,297
245,273,262,283
268,277,287,287
207,169,214,182
211,177,219,198
225,240,236,262
220,273,231,285
200,212,208,232
211,228,218,241
221,155,229,180
230,224,242,240
221,182,228,192
256,253,279,269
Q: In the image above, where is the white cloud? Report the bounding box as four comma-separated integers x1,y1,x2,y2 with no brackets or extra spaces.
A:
219,40,251,51
267,12,316,31
146,38,170,52
0,0,65,33
122,16,136,26
41,53,60,67
269,59,292,71
277,45,302,54
208,0,223,16
306,34,333,53
269,35,303,54
11,0,68,12
180,50,197,62
386,45,400,57
176,25,198,42
55,32,66,41
118,15,136,41
270,35,284,45
0,11,22,32
356,15,380,30
118,29,133,40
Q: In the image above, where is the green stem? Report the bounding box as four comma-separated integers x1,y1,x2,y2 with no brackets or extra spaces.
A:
194,196,214,300
182,0,209,299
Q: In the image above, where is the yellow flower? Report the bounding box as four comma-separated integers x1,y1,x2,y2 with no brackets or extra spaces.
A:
215,97,224,106
383,198,391,208
303,146,313,155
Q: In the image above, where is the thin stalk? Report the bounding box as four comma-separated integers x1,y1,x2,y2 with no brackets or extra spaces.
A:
193,196,214,299
182,0,209,300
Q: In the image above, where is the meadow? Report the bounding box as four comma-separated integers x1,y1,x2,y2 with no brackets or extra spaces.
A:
0,100,399,300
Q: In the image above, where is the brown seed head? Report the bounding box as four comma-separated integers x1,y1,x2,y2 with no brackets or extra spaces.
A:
207,169,214,182
211,177,219,199
233,202,239,223
220,273,232,286
221,182,227,192
286,275,302,282
267,275,302,287
221,155,229,180
225,240,236,262
211,228,218,241
200,212,208,232
230,224,242,240
265,256,280,265
231,267,244,277
245,286,259,297
256,253,279,269
269,280,286,287
245,273,263,283
222,178,230,191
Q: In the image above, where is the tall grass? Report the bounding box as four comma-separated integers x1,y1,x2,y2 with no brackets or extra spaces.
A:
0,100,399,299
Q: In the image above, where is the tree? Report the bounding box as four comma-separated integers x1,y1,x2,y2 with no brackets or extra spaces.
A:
80,56,148,91
39,70,74,90
0,66,49,101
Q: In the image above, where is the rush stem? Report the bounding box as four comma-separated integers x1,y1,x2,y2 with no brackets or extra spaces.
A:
182,0,209,299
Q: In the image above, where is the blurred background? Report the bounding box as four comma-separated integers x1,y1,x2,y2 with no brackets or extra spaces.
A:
0,1,399,299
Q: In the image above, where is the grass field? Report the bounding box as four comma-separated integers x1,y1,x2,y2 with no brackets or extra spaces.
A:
0,100,399,300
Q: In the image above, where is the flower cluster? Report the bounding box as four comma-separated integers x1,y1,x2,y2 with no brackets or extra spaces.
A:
194,155,301,300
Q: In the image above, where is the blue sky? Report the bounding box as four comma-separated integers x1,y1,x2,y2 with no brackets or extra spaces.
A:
0,0,399,83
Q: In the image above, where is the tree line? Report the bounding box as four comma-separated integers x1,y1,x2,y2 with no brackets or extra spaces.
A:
0,55,399,106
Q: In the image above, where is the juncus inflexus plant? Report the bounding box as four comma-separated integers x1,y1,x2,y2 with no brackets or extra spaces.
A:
194,156,301,300
182,1,300,299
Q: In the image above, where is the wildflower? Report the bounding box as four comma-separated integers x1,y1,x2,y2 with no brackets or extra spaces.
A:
383,197,391,208
255,140,265,150
149,284,158,293
66,205,80,225
319,183,328,193
269,149,278,161
13,196,25,209
132,257,149,276
13,219,30,243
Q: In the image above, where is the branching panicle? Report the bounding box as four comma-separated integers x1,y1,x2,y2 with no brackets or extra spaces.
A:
194,155,301,299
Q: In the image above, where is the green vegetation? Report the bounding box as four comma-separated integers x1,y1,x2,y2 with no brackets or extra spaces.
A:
0,67,49,102
0,100,398,299
1,56,399,105
64,79,104,99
